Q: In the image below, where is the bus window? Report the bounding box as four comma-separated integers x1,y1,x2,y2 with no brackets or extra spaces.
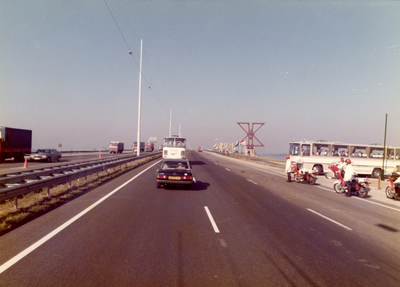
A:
396,149,400,160
369,147,384,158
163,138,176,147
332,145,348,157
387,148,395,159
290,143,301,156
350,146,367,157
302,144,310,156
313,144,329,156
175,138,186,147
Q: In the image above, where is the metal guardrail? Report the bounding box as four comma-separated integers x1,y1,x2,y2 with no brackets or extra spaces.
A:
0,152,162,205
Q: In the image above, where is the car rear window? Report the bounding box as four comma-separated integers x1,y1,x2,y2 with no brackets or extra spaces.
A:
162,161,189,169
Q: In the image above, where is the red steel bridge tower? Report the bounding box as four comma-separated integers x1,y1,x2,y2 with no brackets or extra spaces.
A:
237,122,265,156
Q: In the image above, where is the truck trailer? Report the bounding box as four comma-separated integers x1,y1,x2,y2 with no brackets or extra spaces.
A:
109,141,124,154
0,127,32,162
145,142,154,152
132,142,145,154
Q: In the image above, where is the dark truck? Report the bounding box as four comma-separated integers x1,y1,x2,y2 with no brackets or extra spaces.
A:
132,142,145,154
0,127,32,162
145,142,154,152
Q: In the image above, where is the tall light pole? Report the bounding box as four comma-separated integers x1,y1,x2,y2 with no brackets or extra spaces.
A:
381,114,387,179
137,39,143,156
169,109,172,137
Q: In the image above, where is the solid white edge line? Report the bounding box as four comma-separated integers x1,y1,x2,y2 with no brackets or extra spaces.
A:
247,179,258,185
225,168,230,171
352,196,400,212
307,208,352,230
0,160,161,274
204,206,220,233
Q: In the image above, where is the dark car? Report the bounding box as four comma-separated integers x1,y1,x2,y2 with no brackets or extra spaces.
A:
30,149,62,162
156,158,194,189
197,147,202,152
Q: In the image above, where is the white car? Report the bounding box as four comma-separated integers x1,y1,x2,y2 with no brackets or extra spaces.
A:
30,149,62,162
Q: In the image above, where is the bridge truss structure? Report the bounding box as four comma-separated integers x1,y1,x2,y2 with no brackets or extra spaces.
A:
237,122,265,155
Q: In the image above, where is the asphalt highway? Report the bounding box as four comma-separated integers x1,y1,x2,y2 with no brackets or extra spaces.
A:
0,151,399,286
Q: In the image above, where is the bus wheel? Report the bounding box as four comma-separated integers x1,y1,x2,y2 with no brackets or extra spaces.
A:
313,165,323,175
372,168,381,178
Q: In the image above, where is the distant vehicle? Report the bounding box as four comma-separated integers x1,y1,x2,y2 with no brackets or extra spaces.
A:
156,158,194,189
158,145,163,151
132,142,145,154
145,142,154,152
197,147,202,152
162,136,186,159
0,127,32,162
109,141,124,154
30,149,62,162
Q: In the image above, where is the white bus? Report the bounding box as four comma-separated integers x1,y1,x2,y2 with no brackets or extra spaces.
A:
162,136,186,159
289,140,400,178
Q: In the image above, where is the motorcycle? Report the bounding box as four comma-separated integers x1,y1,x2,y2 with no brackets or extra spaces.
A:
385,174,400,199
331,165,370,198
293,165,317,185
325,163,345,179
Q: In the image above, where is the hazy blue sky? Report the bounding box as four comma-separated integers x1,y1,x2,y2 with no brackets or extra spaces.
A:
1,1,399,154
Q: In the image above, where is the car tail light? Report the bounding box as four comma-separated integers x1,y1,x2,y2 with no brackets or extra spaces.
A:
157,175,168,179
182,176,193,180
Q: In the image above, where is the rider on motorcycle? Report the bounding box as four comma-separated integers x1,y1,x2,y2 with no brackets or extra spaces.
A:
297,160,309,175
338,157,346,170
394,175,400,196
344,159,356,197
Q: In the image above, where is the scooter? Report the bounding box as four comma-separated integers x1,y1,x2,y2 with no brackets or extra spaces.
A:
385,174,400,199
293,166,317,185
331,165,370,198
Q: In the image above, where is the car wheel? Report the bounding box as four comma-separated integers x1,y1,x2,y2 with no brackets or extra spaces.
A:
156,182,162,188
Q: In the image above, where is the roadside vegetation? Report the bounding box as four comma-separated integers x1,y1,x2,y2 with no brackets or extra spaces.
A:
0,155,161,235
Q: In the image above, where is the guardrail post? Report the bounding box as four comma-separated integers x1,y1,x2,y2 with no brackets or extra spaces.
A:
85,175,87,183
47,186,50,197
378,176,381,190
14,197,18,209
69,179,72,189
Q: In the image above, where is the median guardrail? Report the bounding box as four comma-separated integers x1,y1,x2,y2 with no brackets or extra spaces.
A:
0,152,162,207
